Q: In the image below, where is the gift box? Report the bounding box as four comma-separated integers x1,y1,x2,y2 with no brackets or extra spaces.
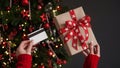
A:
53,7,99,56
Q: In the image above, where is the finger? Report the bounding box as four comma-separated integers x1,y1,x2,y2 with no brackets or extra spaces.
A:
95,44,100,57
26,41,33,54
84,49,90,55
19,40,31,48
81,48,90,57
89,41,94,54
81,50,88,57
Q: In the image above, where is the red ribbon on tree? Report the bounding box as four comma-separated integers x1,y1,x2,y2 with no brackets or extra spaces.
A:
60,10,91,50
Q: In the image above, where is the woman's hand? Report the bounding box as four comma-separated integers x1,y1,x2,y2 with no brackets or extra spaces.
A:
82,41,100,57
16,40,33,57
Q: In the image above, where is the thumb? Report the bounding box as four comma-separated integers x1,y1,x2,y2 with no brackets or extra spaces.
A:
81,50,88,57
89,41,94,54
19,40,31,49
95,44,100,57
26,41,33,55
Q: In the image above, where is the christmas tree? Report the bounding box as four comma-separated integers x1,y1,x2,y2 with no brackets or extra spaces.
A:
0,0,69,68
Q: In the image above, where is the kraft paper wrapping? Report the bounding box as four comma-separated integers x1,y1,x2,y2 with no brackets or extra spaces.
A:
54,7,99,56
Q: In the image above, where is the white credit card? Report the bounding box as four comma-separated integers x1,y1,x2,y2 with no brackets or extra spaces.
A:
28,28,48,45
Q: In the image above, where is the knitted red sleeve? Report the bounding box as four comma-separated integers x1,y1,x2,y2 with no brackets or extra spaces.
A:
83,54,100,68
16,54,32,68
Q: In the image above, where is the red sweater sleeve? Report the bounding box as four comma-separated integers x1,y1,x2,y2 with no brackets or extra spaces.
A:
16,54,32,68
83,54,100,68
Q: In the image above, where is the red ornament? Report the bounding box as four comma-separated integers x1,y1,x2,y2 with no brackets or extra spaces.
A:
57,59,62,65
44,23,50,29
8,29,17,40
29,26,34,32
48,50,53,56
6,6,10,11
40,13,47,22
48,59,53,68
62,60,67,64
11,53,16,60
42,42,46,47
0,54,2,60
22,33,28,40
56,5,62,11
2,42,7,47
14,0,19,4
4,24,8,30
38,0,42,4
56,0,60,2
19,25,22,30
38,0,44,6
11,53,16,57
22,0,29,6
2,65,6,68
38,65,45,68
11,29,17,36
37,5,42,10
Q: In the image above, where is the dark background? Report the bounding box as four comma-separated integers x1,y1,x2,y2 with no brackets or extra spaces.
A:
62,0,120,68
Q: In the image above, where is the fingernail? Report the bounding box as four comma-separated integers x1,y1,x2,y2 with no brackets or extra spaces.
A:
88,41,93,45
91,41,93,44
30,40,33,42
